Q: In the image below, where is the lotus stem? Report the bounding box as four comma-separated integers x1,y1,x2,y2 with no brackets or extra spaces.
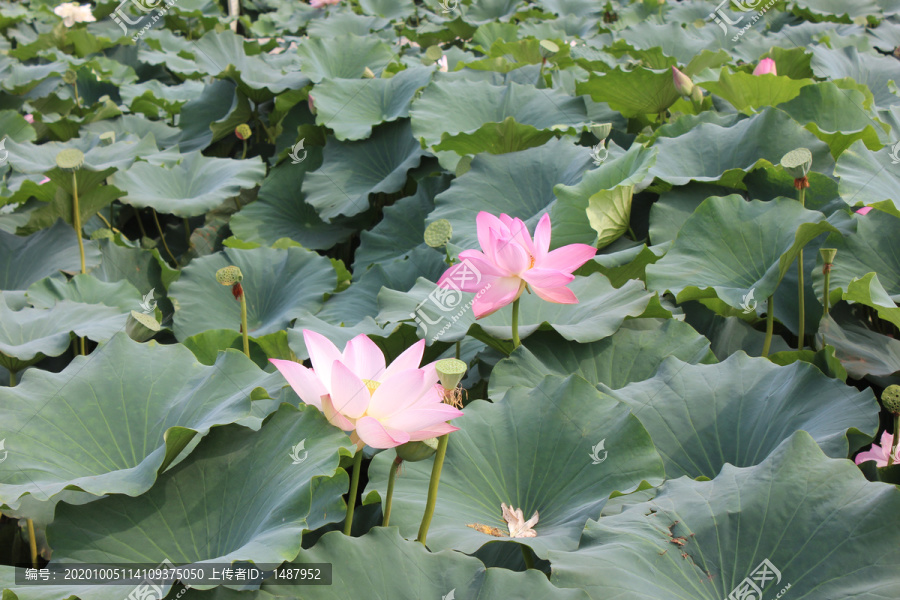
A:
239,290,250,358
343,449,364,535
240,139,248,160
132,205,147,239
627,224,637,240
823,263,832,317
521,545,536,570
183,217,191,248
8,369,15,386
382,455,402,527
511,298,521,349
73,81,80,108
152,209,177,267
796,187,806,350
762,295,774,357
72,172,85,275
96,211,112,230
416,433,450,545
455,341,460,360
889,414,900,468
27,519,37,568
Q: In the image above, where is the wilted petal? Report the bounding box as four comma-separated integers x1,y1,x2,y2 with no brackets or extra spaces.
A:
269,359,327,408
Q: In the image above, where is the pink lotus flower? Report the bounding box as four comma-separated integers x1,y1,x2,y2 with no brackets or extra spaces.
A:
310,0,340,7
753,58,777,76
855,431,900,467
856,206,873,215
671,66,693,97
24,114,34,124
270,330,463,449
437,212,597,319
39,177,50,184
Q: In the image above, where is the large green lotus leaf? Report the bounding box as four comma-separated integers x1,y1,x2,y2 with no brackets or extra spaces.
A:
682,302,792,361
647,183,735,244
646,196,839,310
119,79,206,118
303,119,427,221
550,143,657,248
26,273,141,312
261,528,588,600
776,81,885,157
358,0,416,19
377,273,654,346
5,133,157,173
427,138,594,254
834,140,900,212
110,152,266,218
410,79,589,152
43,404,352,596
365,376,665,559
488,319,715,399
81,115,182,149
177,79,243,153
575,66,681,118
296,34,396,83
313,67,434,140
607,352,877,480
0,219,100,293
0,333,273,510
818,311,900,378
811,45,900,108
649,109,834,185
229,155,357,251
698,70,812,114
550,432,900,599
170,246,336,339
840,272,900,329
92,238,178,313
0,297,126,372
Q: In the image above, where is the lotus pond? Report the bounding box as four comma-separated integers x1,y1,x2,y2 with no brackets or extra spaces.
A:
1,0,900,598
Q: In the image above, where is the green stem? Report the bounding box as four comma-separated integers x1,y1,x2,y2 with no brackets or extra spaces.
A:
152,209,177,267
511,297,521,349
382,456,402,527
26,519,37,569
72,172,85,274
521,545,536,570
343,449,364,535
417,434,450,545
797,248,805,350
627,223,637,240
762,295,774,358
889,414,900,468
239,291,250,358
240,139,248,160
9,369,16,387
823,267,832,316
455,340,461,360
133,205,147,239
183,217,192,248
72,82,80,108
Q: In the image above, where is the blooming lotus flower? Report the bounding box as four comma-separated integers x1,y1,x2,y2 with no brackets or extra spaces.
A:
671,66,693,97
310,0,340,7
437,212,597,319
53,2,96,27
24,114,34,124
270,330,463,449
753,58,777,76
855,431,900,467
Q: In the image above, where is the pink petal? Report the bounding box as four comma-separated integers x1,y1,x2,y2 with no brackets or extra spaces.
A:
532,213,551,260
382,405,464,432
472,276,524,319
330,360,371,419
321,394,356,430
477,211,507,255
269,359,327,409
381,339,425,380
856,206,873,215
406,422,460,441
355,416,410,449
855,448,887,467
531,284,578,304
367,368,430,418
752,58,776,76
490,228,531,275
303,330,342,390
502,215,535,256
536,243,597,274
521,267,575,289
438,254,502,292
341,334,386,381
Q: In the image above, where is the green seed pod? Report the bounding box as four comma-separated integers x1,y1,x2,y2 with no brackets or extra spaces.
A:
435,358,467,390
235,124,252,140
424,219,453,248
55,148,85,171
99,131,116,146
591,123,612,140
882,385,900,415
395,437,439,462
780,148,812,179
820,248,837,264
539,39,560,58
362,66,376,79
126,310,161,343
62,69,77,85
425,45,443,62
215,265,244,285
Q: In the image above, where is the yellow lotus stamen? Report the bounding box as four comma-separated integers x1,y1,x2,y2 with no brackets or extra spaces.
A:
362,379,381,394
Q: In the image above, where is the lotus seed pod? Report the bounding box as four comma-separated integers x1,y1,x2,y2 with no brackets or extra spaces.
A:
55,148,85,171
235,124,252,140
539,39,560,58
883,385,900,414
126,310,161,343
671,66,693,97
99,131,116,146
215,265,244,285
435,358,467,390
820,248,837,264
780,148,812,179
425,45,443,62
362,66,376,79
591,123,612,140
395,437,439,462
424,219,453,248
62,69,77,85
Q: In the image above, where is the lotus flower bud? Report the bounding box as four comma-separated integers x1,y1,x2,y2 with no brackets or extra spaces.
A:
435,358,467,390
362,66,376,79
424,219,452,248
395,437,439,462
780,148,812,181
55,148,84,171
671,66,693,97
753,58,777,76
690,85,703,105
126,310,161,342
235,124,252,140
215,265,244,285
883,385,900,415
307,93,317,115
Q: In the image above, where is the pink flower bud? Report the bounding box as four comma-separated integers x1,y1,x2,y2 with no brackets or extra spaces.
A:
671,66,693,97
752,58,777,76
